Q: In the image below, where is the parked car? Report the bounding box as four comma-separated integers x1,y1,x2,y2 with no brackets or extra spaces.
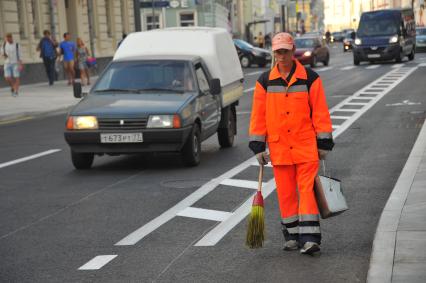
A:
416,27,426,52
343,32,356,52
65,27,245,169
294,36,330,67
332,31,345,42
233,39,271,68
353,8,416,65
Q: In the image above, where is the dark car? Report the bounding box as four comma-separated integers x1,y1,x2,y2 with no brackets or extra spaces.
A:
332,31,344,42
353,8,416,65
294,37,330,67
416,27,426,52
233,39,271,68
343,32,356,52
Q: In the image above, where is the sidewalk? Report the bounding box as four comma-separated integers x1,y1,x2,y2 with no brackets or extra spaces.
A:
368,119,426,282
0,78,94,123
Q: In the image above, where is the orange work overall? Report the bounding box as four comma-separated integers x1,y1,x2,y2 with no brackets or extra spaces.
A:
249,60,333,244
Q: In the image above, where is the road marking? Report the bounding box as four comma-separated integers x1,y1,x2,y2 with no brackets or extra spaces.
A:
0,149,62,169
243,87,255,93
345,102,369,105
177,207,232,222
366,65,380,69
386,100,421,106
418,63,426,67
341,66,355,70
245,71,264,76
330,115,351,119
316,66,333,72
79,255,117,270
391,64,405,68
220,179,265,189
0,116,34,125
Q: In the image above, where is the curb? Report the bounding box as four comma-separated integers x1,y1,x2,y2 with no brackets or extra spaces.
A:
367,120,426,282
0,106,72,125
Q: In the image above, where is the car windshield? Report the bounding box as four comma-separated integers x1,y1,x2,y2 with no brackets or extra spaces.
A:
357,13,399,36
417,28,426,35
93,61,196,93
295,38,316,48
234,39,254,49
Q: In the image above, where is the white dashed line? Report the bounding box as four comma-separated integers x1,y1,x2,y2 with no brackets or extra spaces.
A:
366,65,380,69
341,66,356,71
0,149,62,169
79,255,117,270
391,63,405,68
316,66,333,72
245,71,264,76
220,179,265,189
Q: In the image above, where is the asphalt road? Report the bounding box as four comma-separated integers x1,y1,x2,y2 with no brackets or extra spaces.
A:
1,44,426,283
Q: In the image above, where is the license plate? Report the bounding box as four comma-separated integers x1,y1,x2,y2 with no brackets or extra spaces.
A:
100,133,143,143
367,54,381,58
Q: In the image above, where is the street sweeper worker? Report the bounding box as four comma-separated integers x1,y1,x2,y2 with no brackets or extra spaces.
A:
248,32,334,255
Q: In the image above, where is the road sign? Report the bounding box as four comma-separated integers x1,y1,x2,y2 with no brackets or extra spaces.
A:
140,1,170,8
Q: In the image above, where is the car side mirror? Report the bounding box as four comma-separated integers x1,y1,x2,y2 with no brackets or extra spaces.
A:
73,82,82,98
210,78,221,95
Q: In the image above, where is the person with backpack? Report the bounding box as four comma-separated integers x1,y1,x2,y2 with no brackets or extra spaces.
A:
36,30,58,86
1,33,23,97
248,32,334,255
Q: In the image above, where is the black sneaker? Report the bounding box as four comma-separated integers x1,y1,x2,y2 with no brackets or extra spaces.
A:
300,242,320,255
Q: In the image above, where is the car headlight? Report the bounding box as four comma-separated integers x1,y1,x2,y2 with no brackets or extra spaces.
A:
389,35,398,43
66,116,98,130
354,38,362,45
147,115,181,128
303,51,312,57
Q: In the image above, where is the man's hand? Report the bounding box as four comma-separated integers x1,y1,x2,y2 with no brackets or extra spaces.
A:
318,149,329,160
256,151,270,165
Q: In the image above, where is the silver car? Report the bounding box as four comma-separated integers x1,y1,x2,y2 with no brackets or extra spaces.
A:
416,27,426,52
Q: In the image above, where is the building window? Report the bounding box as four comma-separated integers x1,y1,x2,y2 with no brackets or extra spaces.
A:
146,15,160,30
106,0,113,37
17,0,28,38
180,12,195,27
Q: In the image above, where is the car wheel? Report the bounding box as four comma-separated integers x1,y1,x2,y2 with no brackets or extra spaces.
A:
217,106,236,148
181,124,201,166
323,53,330,66
353,55,360,65
71,151,94,169
395,49,403,63
408,47,415,61
240,56,251,68
310,55,317,68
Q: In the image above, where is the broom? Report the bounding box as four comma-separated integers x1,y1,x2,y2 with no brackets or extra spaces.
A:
246,164,265,248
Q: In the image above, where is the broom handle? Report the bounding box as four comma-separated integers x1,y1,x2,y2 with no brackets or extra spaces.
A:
258,164,264,192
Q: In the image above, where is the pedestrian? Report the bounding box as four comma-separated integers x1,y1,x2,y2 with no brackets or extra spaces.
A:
248,32,334,255
59,32,76,85
36,30,58,86
257,32,265,48
76,37,91,86
1,33,23,97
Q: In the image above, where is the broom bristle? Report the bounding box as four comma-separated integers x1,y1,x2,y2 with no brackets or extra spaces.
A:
246,204,265,249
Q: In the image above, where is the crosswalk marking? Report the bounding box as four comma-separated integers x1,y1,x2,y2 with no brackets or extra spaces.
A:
391,64,405,68
331,115,351,119
79,255,117,270
341,66,355,70
177,207,232,222
220,179,265,190
316,66,333,72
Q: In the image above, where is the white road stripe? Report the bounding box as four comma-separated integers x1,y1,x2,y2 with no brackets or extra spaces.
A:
78,255,117,270
0,149,61,169
177,207,232,222
341,66,356,71
332,125,340,129
316,66,333,72
330,115,351,119
366,65,380,69
350,96,374,100
243,87,255,93
418,63,426,67
391,64,405,68
220,179,265,189
345,102,369,105
331,109,358,112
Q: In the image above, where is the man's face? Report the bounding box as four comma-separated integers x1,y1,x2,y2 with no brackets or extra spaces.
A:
6,35,13,43
65,34,71,41
274,48,294,66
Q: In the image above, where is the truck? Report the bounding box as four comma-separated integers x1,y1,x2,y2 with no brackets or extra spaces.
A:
64,27,245,169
